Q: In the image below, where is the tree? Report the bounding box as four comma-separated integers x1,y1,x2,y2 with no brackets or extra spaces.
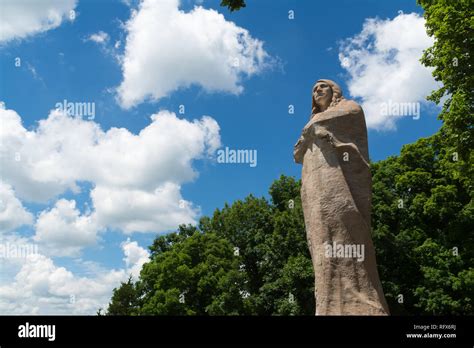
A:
139,226,245,315
371,135,473,315
418,0,473,160
106,276,140,315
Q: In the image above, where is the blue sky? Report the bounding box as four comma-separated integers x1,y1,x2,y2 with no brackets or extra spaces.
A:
0,0,442,313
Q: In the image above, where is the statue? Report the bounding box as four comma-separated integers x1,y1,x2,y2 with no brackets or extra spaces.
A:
294,79,390,315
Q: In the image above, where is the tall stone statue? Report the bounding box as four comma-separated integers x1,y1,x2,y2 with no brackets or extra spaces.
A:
294,79,390,315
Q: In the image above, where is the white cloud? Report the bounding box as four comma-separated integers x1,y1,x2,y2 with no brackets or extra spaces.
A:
0,182,33,232
121,238,150,279
92,183,198,234
116,0,271,108
0,103,220,235
0,247,146,314
338,13,440,130
86,31,110,44
34,199,99,257
0,0,77,43
0,229,150,314
0,105,97,202
0,233,38,282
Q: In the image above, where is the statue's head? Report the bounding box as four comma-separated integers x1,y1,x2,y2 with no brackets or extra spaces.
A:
312,79,343,115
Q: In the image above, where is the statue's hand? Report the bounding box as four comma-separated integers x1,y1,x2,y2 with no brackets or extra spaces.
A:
302,120,317,138
293,136,305,164
314,128,329,139
314,128,336,146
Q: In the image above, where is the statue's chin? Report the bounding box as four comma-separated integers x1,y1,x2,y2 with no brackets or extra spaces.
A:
315,99,329,111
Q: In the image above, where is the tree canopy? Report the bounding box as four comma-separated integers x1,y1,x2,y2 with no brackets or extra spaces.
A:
106,162,472,315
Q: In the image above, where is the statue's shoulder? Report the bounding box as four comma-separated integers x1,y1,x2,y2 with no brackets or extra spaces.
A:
314,99,364,124
338,99,363,115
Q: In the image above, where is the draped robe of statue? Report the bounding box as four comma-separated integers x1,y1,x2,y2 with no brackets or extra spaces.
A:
294,80,389,315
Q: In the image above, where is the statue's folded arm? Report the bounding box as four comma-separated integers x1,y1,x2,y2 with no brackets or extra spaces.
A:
294,111,369,168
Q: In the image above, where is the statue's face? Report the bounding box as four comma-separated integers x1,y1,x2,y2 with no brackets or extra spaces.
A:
313,82,333,110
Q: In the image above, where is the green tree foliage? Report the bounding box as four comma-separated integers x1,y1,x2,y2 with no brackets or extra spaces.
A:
139,225,246,315
106,169,472,315
220,0,246,12
107,276,140,315
418,0,473,160
105,0,473,316
371,135,473,315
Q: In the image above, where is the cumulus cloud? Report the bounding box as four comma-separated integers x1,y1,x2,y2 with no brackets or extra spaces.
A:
0,104,74,201
0,182,33,232
0,244,148,314
338,13,440,130
0,226,149,314
121,238,150,279
0,0,77,43
116,0,271,108
34,199,99,257
0,104,220,202
92,183,198,234
0,103,220,237
0,233,38,282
